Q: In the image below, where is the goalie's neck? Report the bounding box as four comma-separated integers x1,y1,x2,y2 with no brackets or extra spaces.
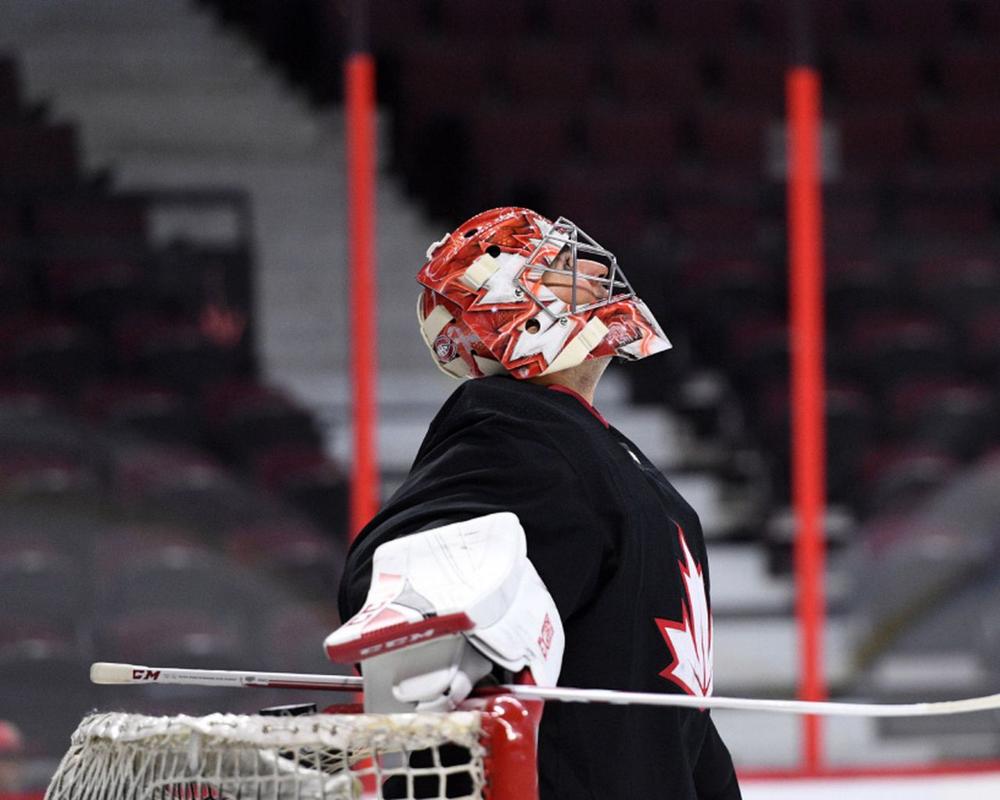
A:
546,384,609,428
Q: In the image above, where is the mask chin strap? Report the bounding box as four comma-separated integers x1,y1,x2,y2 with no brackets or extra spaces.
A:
539,316,609,375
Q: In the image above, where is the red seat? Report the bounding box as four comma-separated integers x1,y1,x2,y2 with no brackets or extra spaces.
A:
202,380,320,461
725,313,789,382
923,108,1000,166
826,258,896,323
609,46,701,107
846,313,955,386
862,446,959,513
888,379,996,459
719,47,786,107
938,47,1000,101
546,167,650,243
438,0,530,37
544,0,636,39
100,608,246,665
500,42,596,103
397,44,492,129
697,107,773,171
965,309,1000,372
0,57,21,119
471,103,575,191
11,320,104,395
585,104,676,168
0,201,19,242
226,519,343,600
82,380,199,444
369,0,429,50
864,0,957,40
673,203,761,243
837,107,914,171
896,197,994,236
830,46,923,105
656,0,745,40
0,124,78,188
678,258,779,317
32,195,147,239
0,532,83,617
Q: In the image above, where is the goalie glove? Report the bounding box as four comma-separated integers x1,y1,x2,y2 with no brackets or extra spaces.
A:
325,513,564,712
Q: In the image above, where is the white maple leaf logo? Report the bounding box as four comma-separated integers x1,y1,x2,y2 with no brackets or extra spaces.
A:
654,525,714,698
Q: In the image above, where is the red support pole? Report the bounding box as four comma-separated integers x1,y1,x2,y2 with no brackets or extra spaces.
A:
786,65,828,774
345,52,379,540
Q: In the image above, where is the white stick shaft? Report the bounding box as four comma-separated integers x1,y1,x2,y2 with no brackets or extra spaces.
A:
90,662,363,692
501,685,1000,718
91,663,1000,718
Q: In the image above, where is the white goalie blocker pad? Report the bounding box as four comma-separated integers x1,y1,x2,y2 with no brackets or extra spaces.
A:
325,513,564,712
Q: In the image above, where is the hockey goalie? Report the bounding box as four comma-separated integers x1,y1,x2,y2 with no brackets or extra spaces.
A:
331,208,741,799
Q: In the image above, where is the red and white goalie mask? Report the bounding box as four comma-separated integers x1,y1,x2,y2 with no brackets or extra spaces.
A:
417,207,671,380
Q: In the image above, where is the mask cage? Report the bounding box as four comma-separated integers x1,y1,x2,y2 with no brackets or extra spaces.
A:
518,217,636,318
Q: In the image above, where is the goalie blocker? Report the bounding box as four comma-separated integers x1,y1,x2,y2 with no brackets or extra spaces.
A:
324,513,564,712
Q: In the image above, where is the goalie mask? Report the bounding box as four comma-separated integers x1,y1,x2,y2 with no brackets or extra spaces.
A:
417,207,671,380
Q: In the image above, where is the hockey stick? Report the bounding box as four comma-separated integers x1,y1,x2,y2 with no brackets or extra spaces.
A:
91,662,364,692
91,662,1000,718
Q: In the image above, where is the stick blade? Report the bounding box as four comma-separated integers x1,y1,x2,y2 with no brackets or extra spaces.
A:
91,662,143,684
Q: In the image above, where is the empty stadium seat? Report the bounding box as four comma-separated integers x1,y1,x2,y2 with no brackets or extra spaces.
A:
203,380,321,462
11,320,104,395
470,102,577,194
0,532,84,619
32,194,147,241
829,46,924,105
826,258,897,325
42,257,146,331
896,194,996,236
0,200,20,242
937,46,1000,100
0,124,78,188
923,107,1000,167
864,0,958,40
656,0,749,41
888,379,996,459
608,46,702,107
836,107,915,171
718,46,786,107
226,518,343,600
0,641,93,755
0,56,21,119
251,445,349,535
543,0,637,40
862,446,959,513
846,313,955,386
258,602,339,670
965,309,1000,376
81,380,201,445
437,0,531,37
499,42,597,104
913,256,1000,319
585,104,676,168
96,529,256,621
696,107,773,171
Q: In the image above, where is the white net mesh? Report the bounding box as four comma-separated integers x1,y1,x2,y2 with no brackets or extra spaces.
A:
45,711,488,800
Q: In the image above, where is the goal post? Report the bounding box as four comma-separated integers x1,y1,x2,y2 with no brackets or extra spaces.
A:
45,695,541,800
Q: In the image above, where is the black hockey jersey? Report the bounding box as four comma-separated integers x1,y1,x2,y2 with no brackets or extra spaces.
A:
338,376,741,800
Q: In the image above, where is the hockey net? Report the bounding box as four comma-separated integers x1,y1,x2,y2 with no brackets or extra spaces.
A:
45,697,539,800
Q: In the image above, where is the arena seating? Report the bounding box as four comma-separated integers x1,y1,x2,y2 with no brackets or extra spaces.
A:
0,49,350,754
